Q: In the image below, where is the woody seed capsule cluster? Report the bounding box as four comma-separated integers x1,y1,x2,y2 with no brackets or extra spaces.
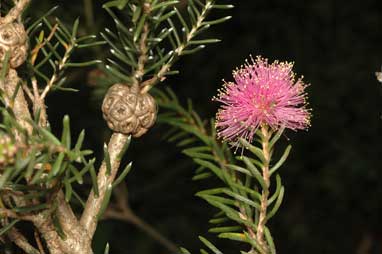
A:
102,84,157,137
0,23,28,69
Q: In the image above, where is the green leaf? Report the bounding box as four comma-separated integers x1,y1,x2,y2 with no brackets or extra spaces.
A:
222,189,260,210
52,211,67,239
209,217,229,224
243,232,267,254
88,159,99,197
152,1,179,11
218,232,247,243
27,6,59,33
189,39,221,45
183,150,215,161
77,41,107,49
266,186,285,221
226,164,251,177
209,226,241,233
74,130,85,153
0,219,20,236
64,179,73,202
202,16,232,26
132,5,142,23
104,144,112,175
71,18,80,39
211,4,235,9
97,184,113,219
242,156,267,190
104,243,110,254
199,236,223,254
202,198,257,230
180,45,206,55
268,174,282,205
180,247,192,254
239,138,266,163
192,172,213,181
64,60,102,67
264,226,276,254
117,135,131,160
49,152,65,178
112,162,133,188
105,64,132,82
270,145,291,175
175,8,189,33
39,128,61,146
12,203,48,213
133,14,147,42
197,193,236,206
61,115,71,149
103,0,129,10
269,127,285,148
193,159,222,180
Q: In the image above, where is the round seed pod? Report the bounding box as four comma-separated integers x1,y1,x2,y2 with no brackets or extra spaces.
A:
102,84,157,137
0,134,17,168
0,23,28,69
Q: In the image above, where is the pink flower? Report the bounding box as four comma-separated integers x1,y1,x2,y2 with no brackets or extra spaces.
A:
214,56,311,145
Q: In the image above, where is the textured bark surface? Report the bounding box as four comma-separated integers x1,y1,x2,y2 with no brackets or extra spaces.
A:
0,69,33,136
81,132,129,238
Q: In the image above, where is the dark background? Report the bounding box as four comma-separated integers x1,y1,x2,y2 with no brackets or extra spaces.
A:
28,0,382,253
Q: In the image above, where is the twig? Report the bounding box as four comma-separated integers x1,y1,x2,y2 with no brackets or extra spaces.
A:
8,227,40,254
0,0,30,25
22,82,34,101
132,1,151,87
255,126,271,252
34,230,46,254
80,133,129,238
103,184,179,253
0,208,34,221
0,69,33,136
30,23,58,66
140,0,215,93
40,43,74,100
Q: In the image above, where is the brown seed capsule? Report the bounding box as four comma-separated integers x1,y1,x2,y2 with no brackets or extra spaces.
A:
0,23,28,69
102,84,157,137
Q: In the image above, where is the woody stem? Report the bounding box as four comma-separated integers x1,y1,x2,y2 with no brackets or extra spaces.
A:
256,125,272,252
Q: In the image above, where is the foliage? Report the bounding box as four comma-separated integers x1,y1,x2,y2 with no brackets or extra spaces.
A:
26,6,103,94
0,0,235,253
101,0,233,90
154,87,292,253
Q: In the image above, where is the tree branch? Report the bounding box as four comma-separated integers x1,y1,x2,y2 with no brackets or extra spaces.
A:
103,183,179,253
0,0,30,25
0,69,33,138
255,126,271,252
81,133,129,238
8,227,40,254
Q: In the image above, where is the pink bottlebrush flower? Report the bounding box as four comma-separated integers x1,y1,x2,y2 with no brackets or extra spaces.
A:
214,56,311,145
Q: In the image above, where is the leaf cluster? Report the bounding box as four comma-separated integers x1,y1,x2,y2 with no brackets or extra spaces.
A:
102,0,233,88
0,105,95,235
26,6,103,93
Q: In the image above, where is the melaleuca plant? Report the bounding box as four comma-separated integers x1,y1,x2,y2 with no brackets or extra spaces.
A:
156,56,311,253
0,0,232,253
